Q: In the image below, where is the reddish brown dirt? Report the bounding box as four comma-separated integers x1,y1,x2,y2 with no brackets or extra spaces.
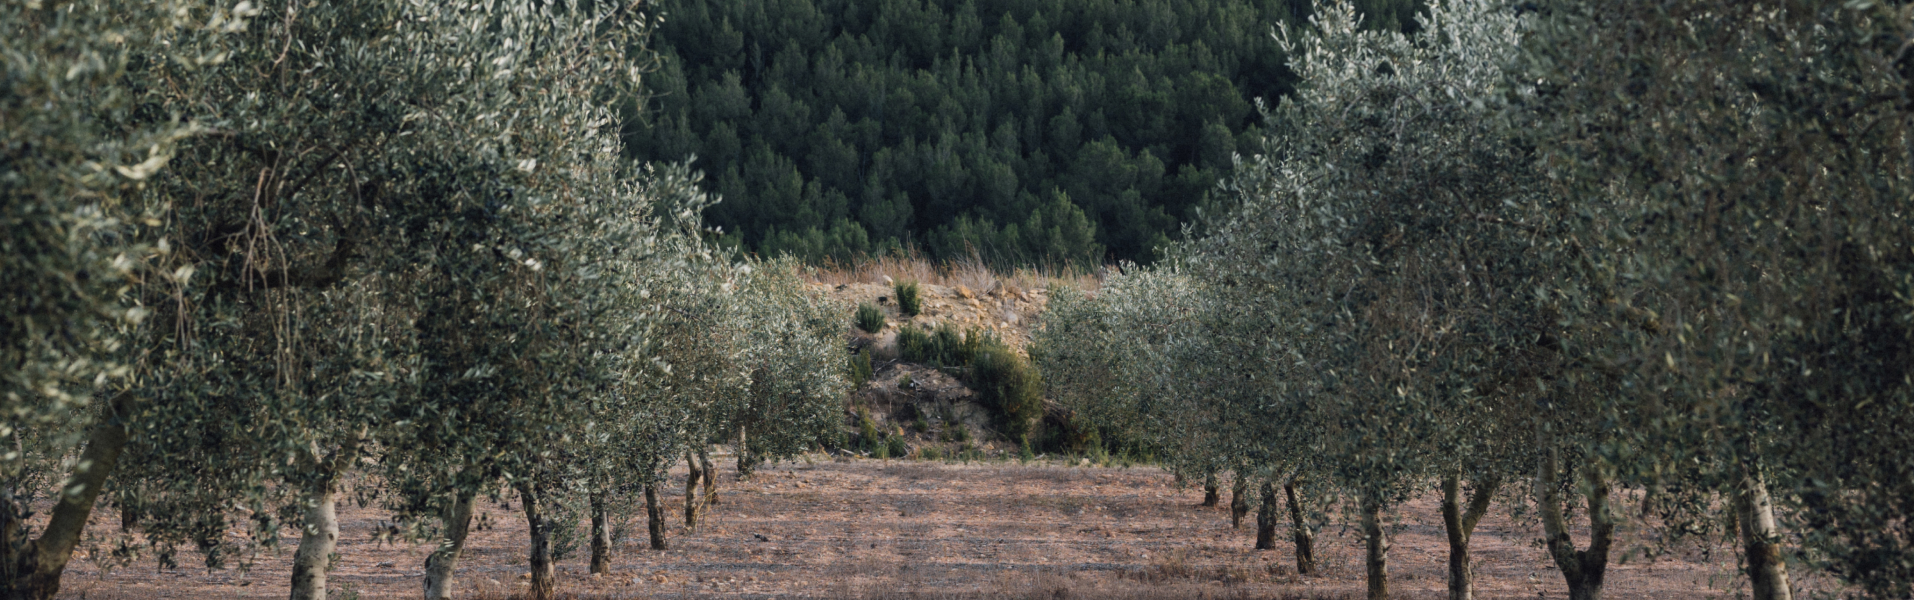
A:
51,457,1838,599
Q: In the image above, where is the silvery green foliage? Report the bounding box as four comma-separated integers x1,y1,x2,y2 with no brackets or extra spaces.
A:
1182,0,1542,508
582,200,743,496
1523,1,1914,594
726,258,852,471
1,0,233,511
584,250,846,493
1036,266,1266,482
89,0,674,558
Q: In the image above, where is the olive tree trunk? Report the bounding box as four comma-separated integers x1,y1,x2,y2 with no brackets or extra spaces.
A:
684,451,704,531
1202,473,1220,507
1735,471,1792,600
1254,481,1278,550
518,483,555,600
1536,426,1613,600
698,449,718,505
644,483,667,550
289,483,342,600
1361,498,1390,600
291,436,363,600
589,491,612,575
1440,472,1499,600
422,491,474,600
0,392,131,600
1230,477,1249,529
1285,475,1316,575
735,426,755,480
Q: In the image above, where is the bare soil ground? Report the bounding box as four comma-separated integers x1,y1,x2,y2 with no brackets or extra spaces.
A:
50,455,1836,600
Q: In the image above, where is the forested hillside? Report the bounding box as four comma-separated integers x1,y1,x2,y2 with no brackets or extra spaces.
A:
623,0,1422,267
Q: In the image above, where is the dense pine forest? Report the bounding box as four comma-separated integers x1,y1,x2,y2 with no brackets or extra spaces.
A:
623,0,1421,266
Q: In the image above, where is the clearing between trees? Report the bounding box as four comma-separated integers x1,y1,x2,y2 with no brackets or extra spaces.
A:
49,456,1825,600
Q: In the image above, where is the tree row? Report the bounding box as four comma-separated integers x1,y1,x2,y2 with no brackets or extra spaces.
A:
1036,1,1914,599
2,2,844,599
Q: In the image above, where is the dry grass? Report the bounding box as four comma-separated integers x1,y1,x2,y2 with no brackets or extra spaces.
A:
804,252,1101,296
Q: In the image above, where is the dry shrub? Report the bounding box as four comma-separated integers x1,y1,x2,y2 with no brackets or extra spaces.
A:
805,251,1099,294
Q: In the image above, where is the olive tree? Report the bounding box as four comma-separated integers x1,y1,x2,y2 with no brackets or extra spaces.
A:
1524,1,1914,597
1037,263,1330,571
76,2,673,599
1188,1,1559,598
1,3,240,598
725,257,854,477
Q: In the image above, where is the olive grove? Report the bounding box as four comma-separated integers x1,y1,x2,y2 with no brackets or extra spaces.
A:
2,2,845,600
1039,1,1914,599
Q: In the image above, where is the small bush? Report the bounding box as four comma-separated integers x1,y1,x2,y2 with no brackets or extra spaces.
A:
849,349,874,387
886,434,908,459
897,326,934,364
857,406,881,452
919,445,942,461
1019,439,1036,463
912,410,929,433
895,279,922,316
855,302,885,333
969,343,1044,443
899,322,988,367
946,423,970,443
933,322,985,366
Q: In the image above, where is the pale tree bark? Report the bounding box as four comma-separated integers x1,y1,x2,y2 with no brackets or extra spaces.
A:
1734,469,1792,600
1536,425,1613,600
1229,477,1248,529
1361,498,1390,600
1285,476,1316,575
518,483,555,600
1255,481,1278,550
684,450,704,531
589,491,611,575
698,449,718,506
291,436,363,600
421,491,474,600
644,483,667,550
1440,471,1499,600
1,392,131,600
289,484,341,600
1202,473,1220,507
